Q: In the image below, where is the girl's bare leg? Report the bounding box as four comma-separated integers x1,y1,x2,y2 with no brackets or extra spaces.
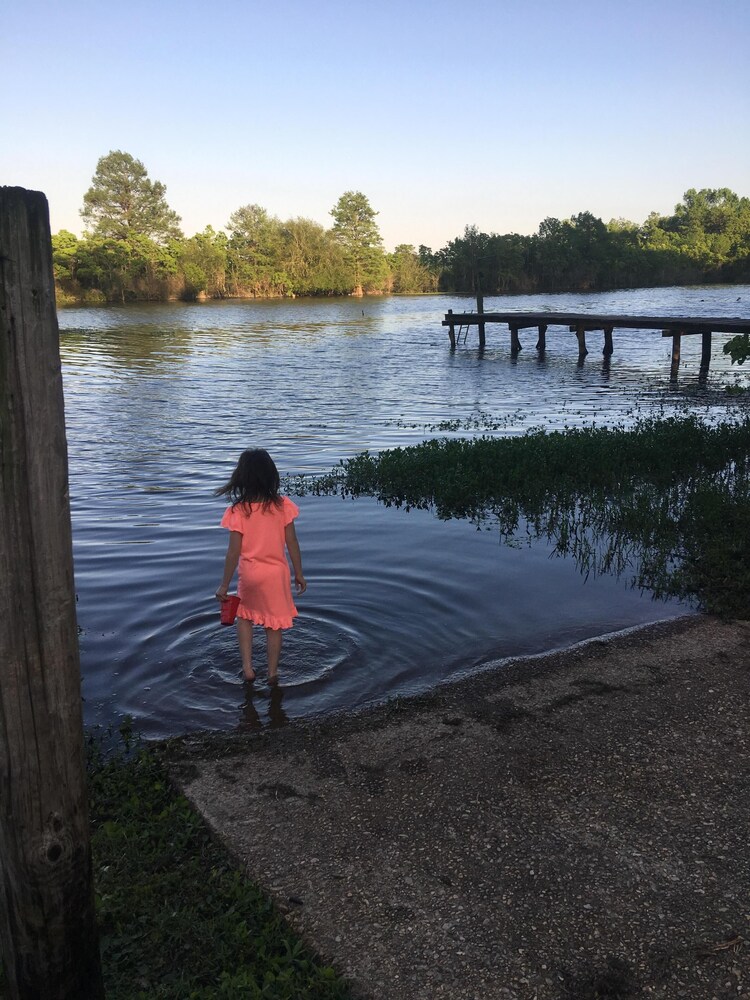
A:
266,628,282,682
236,619,254,681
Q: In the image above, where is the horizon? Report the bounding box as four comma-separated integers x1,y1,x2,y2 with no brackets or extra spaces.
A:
3,0,749,251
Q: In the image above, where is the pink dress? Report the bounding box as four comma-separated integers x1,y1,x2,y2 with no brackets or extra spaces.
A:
221,496,300,630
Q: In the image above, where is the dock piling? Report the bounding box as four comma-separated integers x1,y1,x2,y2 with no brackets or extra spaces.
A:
476,295,485,348
441,310,750,378
575,324,588,359
668,329,681,377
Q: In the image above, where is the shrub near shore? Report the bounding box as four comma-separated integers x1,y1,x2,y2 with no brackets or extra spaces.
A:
299,415,750,618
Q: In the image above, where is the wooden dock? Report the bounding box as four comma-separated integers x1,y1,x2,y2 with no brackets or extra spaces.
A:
442,302,750,374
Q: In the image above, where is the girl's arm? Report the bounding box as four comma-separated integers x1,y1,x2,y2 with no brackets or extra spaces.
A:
285,522,306,594
215,531,242,601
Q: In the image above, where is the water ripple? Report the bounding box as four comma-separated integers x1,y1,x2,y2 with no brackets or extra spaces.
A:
62,289,748,736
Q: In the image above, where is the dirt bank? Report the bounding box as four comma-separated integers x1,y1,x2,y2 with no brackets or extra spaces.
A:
169,615,750,999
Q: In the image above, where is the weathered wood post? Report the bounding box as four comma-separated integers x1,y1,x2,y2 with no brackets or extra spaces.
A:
535,324,547,353
668,328,681,380
700,330,712,372
574,323,588,360
0,187,104,999
447,308,456,349
476,294,485,348
603,326,614,357
509,325,522,354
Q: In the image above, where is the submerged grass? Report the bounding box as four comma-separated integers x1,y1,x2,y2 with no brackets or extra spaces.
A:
87,730,352,999
292,415,750,617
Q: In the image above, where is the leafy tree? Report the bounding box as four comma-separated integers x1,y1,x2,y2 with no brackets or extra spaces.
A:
178,226,228,299
723,334,750,365
75,237,133,301
440,225,498,294
640,188,750,272
529,217,569,289
418,245,438,268
226,204,286,295
73,234,178,302
387,244,438,293
81,150,182,243
605,219,651,287
488,234,527,292
280,217,350,295
330,191,386,294
125,233,180,299
51,230,80,286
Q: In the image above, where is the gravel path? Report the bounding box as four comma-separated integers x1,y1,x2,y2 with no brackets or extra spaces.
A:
170,615,750,999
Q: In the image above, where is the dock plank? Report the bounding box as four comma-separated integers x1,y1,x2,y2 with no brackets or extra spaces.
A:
441,312,750,334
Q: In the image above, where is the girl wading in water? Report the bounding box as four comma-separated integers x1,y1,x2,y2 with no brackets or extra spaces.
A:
215,449,306,683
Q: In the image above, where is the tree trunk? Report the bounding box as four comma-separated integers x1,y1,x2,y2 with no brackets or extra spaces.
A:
0,187,105,998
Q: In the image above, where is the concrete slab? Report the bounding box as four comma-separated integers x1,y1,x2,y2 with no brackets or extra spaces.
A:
169,616,750,999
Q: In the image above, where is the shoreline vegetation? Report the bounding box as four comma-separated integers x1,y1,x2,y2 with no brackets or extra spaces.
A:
292,414,750,619
53,151,750,306
3,416,748,995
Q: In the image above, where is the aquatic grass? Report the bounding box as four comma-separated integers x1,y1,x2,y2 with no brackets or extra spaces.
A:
659,479,750,615
302,415,750,513
86,734,352,1000
291,415,750,617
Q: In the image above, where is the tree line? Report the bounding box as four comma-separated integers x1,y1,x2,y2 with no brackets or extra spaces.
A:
52,151,750,304
52,151,437,304
436,192,750,295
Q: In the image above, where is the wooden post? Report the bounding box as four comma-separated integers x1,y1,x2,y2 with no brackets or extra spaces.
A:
668,330,682,377
447,309,455,349
603,326,614,356
510,325,522,354
476,295,485,348
575,323,588,359
700,331,712,372
0,188,104,999
536,324,547,352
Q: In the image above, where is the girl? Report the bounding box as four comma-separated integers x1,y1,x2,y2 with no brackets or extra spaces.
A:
215,449,306,683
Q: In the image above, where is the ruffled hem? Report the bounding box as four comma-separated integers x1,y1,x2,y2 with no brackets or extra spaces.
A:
236,606,297,630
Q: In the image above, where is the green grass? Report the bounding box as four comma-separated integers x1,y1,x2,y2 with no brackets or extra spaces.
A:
292,414,750,618
87,731,353,999
1,734,353,997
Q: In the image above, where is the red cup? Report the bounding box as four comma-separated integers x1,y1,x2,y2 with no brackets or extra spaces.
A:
220,594,241,626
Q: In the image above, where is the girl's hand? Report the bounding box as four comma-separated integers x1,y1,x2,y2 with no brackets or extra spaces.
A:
215,585,229,602
295,574,307,595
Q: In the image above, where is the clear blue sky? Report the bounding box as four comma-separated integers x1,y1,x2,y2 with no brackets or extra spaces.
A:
3,0,749,250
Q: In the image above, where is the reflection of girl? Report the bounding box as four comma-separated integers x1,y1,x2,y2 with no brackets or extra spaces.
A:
241,684,289,730
215,449,306,683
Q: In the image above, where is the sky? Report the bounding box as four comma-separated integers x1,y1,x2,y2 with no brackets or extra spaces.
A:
2,0,749,251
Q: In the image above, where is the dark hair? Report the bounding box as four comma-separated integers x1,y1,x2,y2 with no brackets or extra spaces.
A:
215,449,282,509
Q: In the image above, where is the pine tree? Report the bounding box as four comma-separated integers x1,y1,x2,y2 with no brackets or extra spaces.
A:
330,191,385,295
81,150,182,243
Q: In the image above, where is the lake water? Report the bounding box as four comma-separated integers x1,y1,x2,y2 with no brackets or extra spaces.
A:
58,286,750,737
